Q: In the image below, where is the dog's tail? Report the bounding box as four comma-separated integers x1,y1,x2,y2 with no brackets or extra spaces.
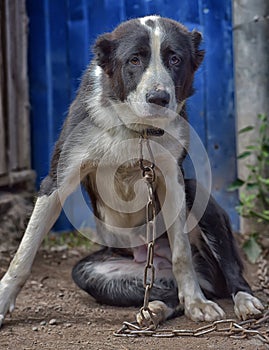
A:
72,248,179,308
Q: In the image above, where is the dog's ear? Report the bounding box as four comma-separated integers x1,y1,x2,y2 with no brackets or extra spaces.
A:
93,33,116,76
191,30,205,71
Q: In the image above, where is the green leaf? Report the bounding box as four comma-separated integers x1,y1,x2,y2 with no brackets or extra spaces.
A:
239,125,254,134
246,164,257,172
259,123,267,134
245,145,256,151
243,235,262,264
250,210,269,222
227,178,245,191
245,193,256,202
258,177,269,185
261,144,269,159
262,144,269,153
246,182,258,190
237,151,252,159
258,114,266,122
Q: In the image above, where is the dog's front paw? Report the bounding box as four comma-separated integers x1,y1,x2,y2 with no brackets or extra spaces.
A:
136,301,173,328
234,292,264,320
0,281,17,328
185,298,225,322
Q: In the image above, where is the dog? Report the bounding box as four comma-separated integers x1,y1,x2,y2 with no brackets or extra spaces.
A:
0,15,264,328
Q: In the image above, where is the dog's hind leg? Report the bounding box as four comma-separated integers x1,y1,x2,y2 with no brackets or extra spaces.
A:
72,248,180,326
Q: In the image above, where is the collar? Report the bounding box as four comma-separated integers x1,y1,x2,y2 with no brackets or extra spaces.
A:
122,122,165,138
143,127,165,137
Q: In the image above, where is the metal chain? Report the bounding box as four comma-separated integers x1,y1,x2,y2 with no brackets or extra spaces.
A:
114,312,269,345
138,135,158,328
114,136,269,346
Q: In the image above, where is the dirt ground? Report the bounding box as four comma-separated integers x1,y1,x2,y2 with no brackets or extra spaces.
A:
0,245,268,350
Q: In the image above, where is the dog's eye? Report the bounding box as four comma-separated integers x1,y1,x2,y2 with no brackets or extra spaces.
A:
130,56,141,66
169,55,181,66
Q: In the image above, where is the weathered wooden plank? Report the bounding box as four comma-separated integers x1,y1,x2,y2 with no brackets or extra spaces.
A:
0,170,36,187
4,0,19,171
16,0,30,170
0,0,31,185
0,2,7,175
0,91,6,175
0,98,6,175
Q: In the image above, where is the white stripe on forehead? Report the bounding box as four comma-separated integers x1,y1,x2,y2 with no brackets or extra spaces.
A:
139,15,160,26
139,16,164,76
139,16,162,38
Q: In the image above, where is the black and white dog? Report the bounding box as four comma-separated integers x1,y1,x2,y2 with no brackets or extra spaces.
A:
0,16,264,327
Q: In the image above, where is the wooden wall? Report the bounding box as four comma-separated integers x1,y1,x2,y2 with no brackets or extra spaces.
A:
0,0,34,187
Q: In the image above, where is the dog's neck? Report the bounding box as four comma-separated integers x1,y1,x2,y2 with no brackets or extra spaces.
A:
138,127,165,137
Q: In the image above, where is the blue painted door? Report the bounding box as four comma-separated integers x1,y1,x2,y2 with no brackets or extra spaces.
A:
27,0,238,230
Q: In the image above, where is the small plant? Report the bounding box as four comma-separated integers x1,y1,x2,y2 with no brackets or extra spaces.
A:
229,114,269,263
43,230,94,250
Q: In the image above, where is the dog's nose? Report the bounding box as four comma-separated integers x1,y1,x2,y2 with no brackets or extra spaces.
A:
146,90,170,107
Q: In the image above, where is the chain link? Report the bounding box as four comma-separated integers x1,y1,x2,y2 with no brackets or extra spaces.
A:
114,136,269,346
138,135,157,328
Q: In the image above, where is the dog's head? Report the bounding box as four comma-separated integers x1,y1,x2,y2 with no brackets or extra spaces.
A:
93,16,204,126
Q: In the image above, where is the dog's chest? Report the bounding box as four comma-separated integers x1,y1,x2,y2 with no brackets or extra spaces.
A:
88,163,154,228
113,165,142,201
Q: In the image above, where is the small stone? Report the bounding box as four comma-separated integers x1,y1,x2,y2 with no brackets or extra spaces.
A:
30,280,39,286
65,323,72,328
35,306,43,313
49,318,57,325
68,249,80,257
50,245,68,252
40,320,46,326
32,327,38,331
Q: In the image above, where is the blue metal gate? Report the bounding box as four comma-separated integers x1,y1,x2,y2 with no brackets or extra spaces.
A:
26,0,238,230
